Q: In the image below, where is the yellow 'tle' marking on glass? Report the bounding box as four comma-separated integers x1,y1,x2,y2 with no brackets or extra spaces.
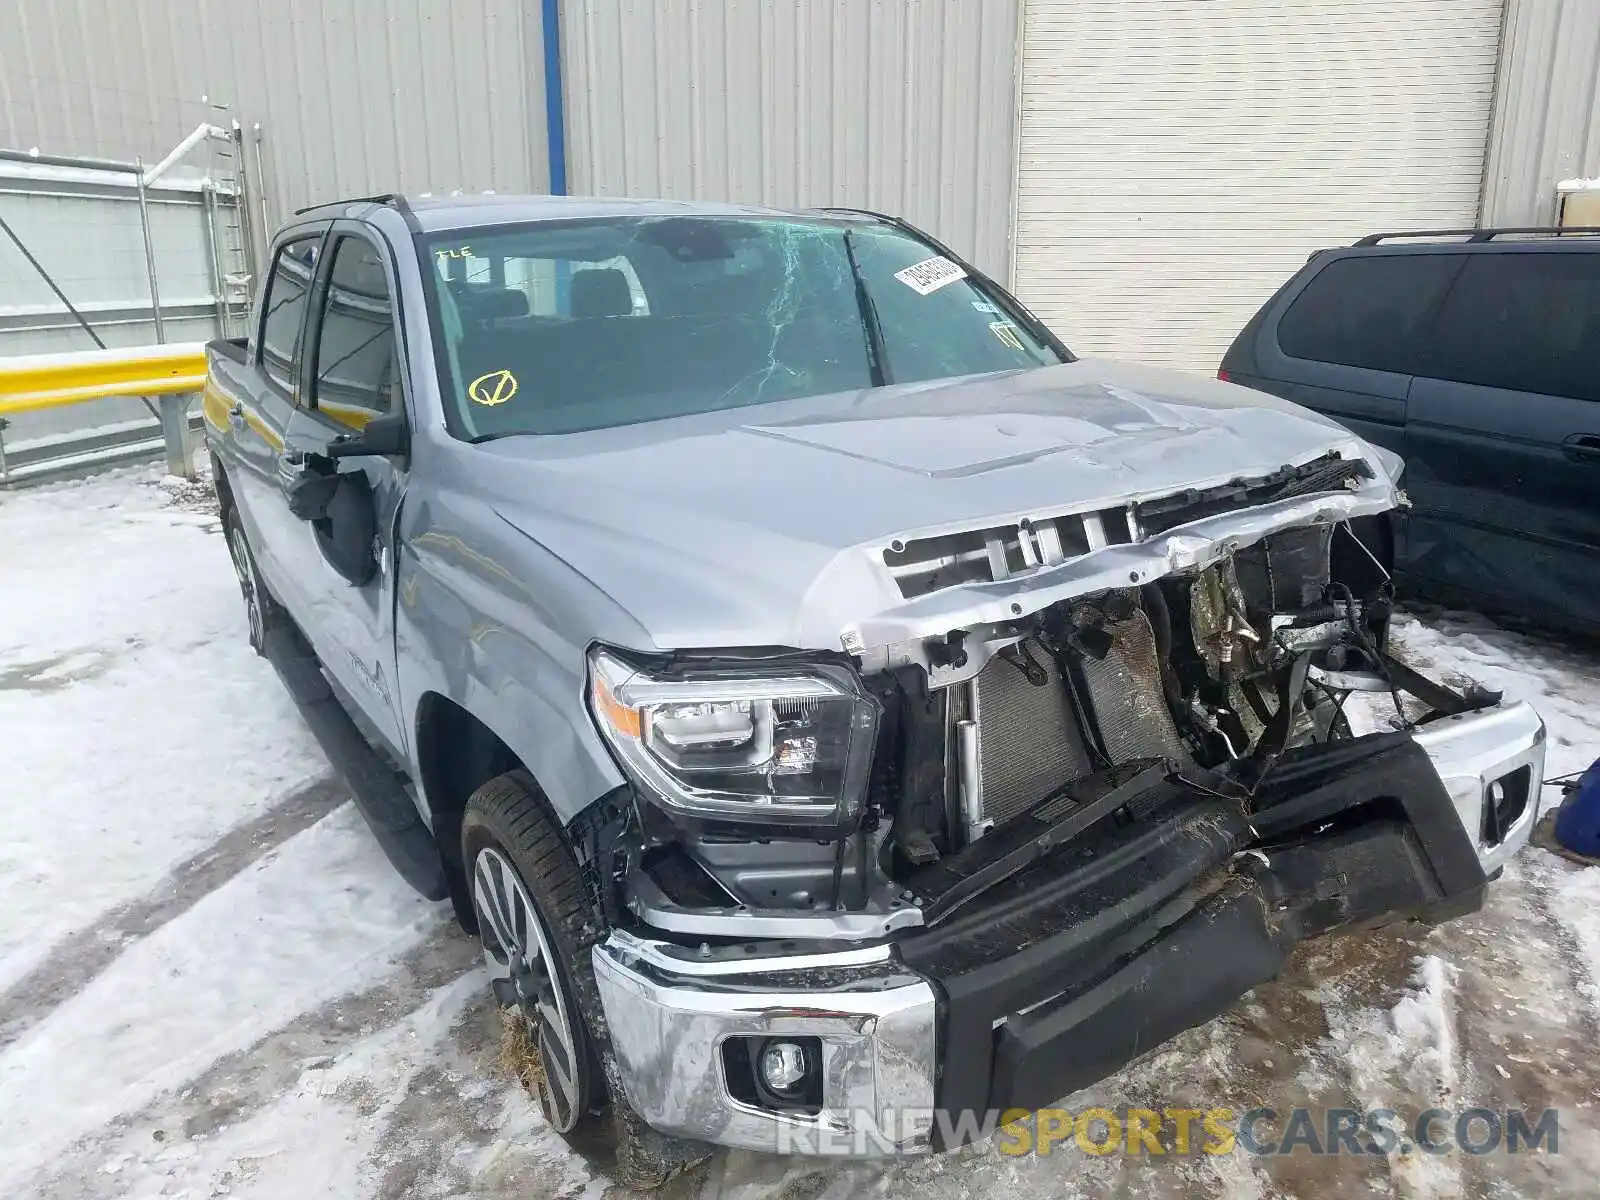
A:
468,369,519,406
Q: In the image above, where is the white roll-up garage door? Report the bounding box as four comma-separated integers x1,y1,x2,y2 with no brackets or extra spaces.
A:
1012,0,1505,372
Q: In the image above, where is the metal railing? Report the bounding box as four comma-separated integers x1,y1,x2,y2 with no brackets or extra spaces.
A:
0,344,206,413
0,343,208,481
0,120,263,486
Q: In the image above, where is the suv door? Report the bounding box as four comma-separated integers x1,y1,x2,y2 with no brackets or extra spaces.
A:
1404,249,1600,632
228,230,327,613
278,226,411,757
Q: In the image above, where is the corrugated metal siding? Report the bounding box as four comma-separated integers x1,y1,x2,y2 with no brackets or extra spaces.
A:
1013,0,1504,372
1481,0,1600,225
0,0,549,231
563,0,1019,278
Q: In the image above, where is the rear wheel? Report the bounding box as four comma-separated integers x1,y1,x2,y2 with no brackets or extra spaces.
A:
462,771,688,1190
223,506,285,655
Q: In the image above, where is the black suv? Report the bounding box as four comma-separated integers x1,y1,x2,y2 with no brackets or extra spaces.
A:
1222,229,1600,637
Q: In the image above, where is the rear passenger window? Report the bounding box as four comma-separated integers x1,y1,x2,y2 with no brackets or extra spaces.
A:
1278,254,1459,375
259,237,321,393
434,246,648,321
1427,254,1600,402
311,236,399,425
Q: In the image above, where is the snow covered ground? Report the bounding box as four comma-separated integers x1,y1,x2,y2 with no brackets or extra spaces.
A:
2,465,1598,1199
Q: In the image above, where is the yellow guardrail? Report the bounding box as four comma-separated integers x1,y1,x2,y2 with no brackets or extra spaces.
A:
0,343,207,416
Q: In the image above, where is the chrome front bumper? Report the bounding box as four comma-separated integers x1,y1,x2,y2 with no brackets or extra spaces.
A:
591,931,938,1156
592,702,1546,1157
1411,699,1546,875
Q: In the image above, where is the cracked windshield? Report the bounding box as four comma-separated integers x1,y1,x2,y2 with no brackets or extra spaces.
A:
426,216,1063,437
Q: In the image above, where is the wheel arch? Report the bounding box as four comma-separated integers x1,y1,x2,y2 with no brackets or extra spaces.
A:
414,691,578,931
210,451,236,519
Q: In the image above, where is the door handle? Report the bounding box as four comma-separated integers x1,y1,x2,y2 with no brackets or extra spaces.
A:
1563,434,1600,464
227,403,246,431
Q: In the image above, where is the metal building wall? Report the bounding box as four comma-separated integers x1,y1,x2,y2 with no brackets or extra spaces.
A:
562,0,1020,278
1481,0,1600,224
1,0,550,234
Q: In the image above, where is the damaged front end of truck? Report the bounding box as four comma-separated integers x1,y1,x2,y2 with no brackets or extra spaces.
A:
580,446,1545,1157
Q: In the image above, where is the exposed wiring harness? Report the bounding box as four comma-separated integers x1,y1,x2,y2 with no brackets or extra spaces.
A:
1325,580,1410,730
1308,678,1354,739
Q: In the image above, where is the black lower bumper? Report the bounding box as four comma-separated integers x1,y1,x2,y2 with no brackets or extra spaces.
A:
896,733,1486,1145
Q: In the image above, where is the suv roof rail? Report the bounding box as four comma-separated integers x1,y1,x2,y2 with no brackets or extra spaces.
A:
293,193,413,217
1354,226,1600,245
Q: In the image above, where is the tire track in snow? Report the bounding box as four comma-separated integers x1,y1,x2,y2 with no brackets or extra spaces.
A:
1428,852,1600,1197
0,774,349,1052
1284,857,1599,1200
1221,935,1410,1200
0,804,451,1194
359,990,613,1200
1520,849,1600,1034
24,929,483,1200
1310,948,1466,1200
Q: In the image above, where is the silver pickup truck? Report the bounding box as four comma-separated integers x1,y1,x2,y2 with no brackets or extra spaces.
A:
203,194,1544,1188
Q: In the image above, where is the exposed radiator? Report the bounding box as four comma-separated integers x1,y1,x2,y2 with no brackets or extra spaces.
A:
1077,611,1188,764
970,640,1092,829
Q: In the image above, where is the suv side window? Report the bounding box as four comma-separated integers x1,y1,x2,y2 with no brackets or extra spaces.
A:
1427,253,1600,402
1277,254,1460,375
311,235,400,426
259,236,321,394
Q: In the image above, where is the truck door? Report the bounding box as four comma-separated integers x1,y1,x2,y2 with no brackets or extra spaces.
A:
1404,250,1600,631
277,226,411,758
223,231,326,608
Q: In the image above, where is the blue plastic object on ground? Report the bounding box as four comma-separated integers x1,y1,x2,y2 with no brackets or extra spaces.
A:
1553,758,1600,858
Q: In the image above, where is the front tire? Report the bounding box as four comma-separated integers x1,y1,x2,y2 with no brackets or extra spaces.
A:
462,771,683,1190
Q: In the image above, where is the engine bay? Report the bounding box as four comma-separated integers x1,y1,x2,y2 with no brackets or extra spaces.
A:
610,514,1469,942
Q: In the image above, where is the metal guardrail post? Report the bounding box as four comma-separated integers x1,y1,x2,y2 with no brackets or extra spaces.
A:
134,156,190,475
201,182,228,337
157,394,191,479
252,124,271,271
232,122,258,280
134,156,166,344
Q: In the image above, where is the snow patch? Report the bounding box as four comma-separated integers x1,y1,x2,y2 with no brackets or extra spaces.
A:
1538,856,1600,1015
0,806,446,1192
1321,955,1463,1200
0,468,327,991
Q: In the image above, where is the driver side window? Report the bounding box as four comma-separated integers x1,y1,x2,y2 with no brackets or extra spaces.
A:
310,236,401,428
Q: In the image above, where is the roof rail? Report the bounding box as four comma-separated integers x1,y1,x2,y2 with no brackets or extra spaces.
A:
293,193,413,217
1354,226,1600,245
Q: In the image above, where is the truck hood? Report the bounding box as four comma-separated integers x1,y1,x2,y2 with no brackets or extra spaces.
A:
478,358,1396,652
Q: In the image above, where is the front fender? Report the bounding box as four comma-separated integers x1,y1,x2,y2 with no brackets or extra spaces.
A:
394,480,648,825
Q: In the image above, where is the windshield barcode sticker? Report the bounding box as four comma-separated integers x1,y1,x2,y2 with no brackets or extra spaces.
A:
894,255,966,295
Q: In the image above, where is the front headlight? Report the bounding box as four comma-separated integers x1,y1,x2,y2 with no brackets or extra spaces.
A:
587,648,879,829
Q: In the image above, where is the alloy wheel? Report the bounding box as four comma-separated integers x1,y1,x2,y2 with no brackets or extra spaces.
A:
228,525,264,648
473,846,585,1131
